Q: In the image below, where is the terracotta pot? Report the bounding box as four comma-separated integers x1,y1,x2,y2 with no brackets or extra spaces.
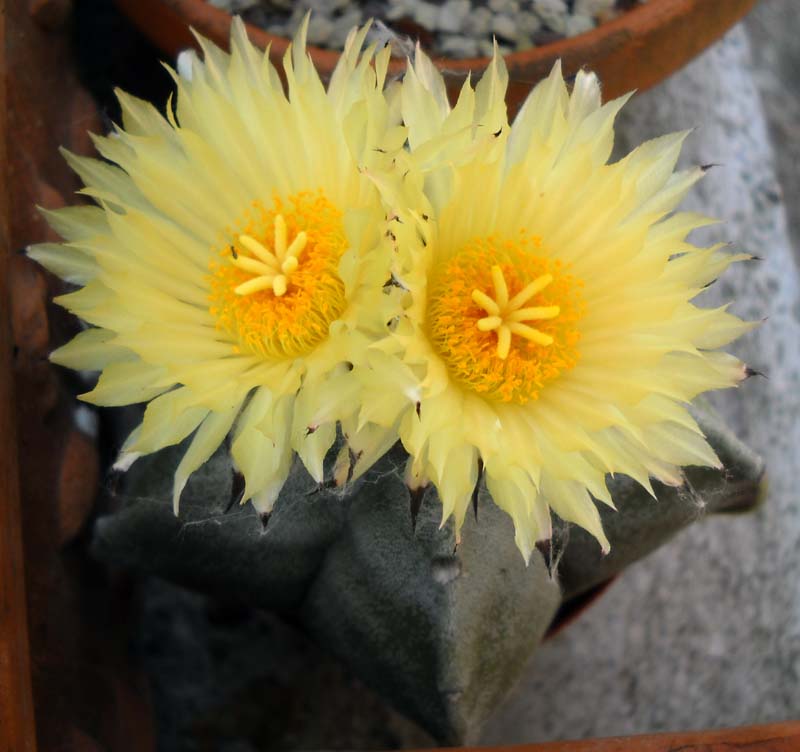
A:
114,0,758,112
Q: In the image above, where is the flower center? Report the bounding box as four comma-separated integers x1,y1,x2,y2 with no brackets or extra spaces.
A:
472,266,560,359
209,192,348,359
427,234,583,404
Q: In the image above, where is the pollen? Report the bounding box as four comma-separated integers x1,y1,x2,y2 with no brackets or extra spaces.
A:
426,233,583,404
209,191,348,359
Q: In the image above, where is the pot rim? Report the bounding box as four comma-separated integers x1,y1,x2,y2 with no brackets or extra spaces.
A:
157,0,676,70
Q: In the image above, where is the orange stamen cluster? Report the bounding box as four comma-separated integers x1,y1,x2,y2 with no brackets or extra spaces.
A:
427,233,583,404
209,192,348,359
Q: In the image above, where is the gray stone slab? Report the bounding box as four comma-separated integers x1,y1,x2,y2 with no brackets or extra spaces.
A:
746,0,800,267
481,21,800,745
558,401,765,602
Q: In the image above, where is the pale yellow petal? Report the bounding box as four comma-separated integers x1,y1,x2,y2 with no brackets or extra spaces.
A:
131,387,210,454
79,361,172,406
50,327,130,371
173,401,242,514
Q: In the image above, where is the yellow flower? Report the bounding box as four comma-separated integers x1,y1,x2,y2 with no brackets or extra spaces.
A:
30,19,403,515
364,51,754,561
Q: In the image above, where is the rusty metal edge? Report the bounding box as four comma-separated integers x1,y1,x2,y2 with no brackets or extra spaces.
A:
0,0,39,747
419,720,800,751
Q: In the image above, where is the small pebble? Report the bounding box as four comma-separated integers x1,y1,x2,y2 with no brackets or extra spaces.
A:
225,0,645,59
412,1,439,30
532,0,569,36
464,7,493,37
516,33,536,51
566,13,595,37
329,7,362,47
488,0,518,12
437,0,470,34
477,38,496,57
575,0,616,16
439,33,480,58
517,12,542,35
307,13,336,45
492,14,519,43
208,0,260,11
385,0,412,21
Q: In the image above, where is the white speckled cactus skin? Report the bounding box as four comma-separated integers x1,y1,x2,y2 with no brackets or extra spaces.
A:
94,398,761,743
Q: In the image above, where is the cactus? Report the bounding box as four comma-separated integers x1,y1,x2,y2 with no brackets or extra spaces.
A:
93,400,762,744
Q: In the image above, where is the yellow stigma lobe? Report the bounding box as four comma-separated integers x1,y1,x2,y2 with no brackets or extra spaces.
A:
471,265,559,359
209,192,347,359
232,219,309,298
427,234,583,404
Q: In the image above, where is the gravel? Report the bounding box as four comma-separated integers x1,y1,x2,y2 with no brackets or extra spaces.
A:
207,0,648,58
